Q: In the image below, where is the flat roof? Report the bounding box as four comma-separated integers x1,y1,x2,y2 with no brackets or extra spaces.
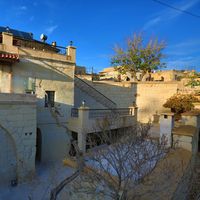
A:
173,125,196,137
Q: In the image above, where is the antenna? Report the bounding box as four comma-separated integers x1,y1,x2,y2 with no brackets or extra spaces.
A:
70,41,73,46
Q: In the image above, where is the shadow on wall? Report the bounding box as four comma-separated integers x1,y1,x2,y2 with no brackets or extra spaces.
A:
74,80,137,109
36,97,73,163
0,126,17,186
14,59,74,82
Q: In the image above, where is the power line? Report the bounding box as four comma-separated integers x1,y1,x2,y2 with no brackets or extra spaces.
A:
152,0,200,19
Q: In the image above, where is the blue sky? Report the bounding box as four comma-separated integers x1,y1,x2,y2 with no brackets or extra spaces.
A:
1,0,200,72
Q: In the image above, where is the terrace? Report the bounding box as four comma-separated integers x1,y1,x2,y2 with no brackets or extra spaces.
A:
0,31,75,63
68,106,137,152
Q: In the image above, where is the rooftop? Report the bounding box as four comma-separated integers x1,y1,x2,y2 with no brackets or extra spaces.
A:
0,26,33,40
173,125,196,137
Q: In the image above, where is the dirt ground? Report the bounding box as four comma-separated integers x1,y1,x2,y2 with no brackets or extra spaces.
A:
130,148,192,200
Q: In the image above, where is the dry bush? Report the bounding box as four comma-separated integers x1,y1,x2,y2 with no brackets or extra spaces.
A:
163,94,199,114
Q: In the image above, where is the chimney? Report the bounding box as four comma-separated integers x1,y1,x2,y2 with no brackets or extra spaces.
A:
160,112,175,147
2,32,13,46
67,41,76,63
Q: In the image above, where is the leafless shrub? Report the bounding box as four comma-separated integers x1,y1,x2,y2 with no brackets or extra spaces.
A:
68,116,168,200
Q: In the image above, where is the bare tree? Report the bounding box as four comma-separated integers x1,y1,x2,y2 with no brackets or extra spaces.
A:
67,115,168,200
51,114,191,200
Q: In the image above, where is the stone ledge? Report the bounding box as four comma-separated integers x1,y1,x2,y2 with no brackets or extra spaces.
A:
0,93,36,104
172,125,196,137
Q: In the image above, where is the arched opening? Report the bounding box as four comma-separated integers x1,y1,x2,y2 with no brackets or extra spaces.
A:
0,127,17,186
69,132,78,156
35,128,42,162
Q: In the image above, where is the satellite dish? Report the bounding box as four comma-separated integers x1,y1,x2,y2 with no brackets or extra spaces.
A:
6,26,10,32
40,34,48,42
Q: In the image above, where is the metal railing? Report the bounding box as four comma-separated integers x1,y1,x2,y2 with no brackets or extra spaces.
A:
71,108,79,118
89,108,132,118
12,37,67,55
74,76,117,109
71,107,134,119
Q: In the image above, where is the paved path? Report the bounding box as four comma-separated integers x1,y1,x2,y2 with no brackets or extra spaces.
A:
0,162,74,200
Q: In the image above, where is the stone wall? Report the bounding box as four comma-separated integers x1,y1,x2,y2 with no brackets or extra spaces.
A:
0,49,75,162
136,82,178,122
81,81,179,123
11,57,75,162
74,86,105,108
0,65,11,93
0,31,76,163
92,81,136,108
0,93,36,185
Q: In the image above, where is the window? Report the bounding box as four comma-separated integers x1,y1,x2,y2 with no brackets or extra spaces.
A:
45,91,55,107
25,77,36,94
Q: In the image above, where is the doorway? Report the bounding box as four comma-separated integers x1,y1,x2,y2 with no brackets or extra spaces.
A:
198,130,200,152
36,128,42,162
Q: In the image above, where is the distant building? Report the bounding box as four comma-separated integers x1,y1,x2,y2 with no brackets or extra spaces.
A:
75,65,86,75
99,67,189,82
150,70,185,82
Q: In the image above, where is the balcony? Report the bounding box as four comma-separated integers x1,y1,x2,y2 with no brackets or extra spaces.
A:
68,106,137,151
71,107,134,119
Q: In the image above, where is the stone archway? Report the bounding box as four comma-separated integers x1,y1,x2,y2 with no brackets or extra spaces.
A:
0,127,17,186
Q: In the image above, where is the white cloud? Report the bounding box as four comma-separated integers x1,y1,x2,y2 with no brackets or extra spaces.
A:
143,17,161,30
19,6,27,11
143,0,200,30
166,56,200,69
45,25,58,34
29,16,34,21
169,39,200,49
166,39,200,56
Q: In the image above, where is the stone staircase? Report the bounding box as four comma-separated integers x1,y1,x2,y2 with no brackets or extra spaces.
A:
74,75,117,109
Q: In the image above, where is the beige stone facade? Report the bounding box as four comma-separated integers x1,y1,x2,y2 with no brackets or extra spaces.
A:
150,70,184,81
99,67,187,82
0,93,36,185
0,29,76,184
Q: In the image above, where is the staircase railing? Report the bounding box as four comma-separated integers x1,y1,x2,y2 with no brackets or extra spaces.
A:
74,75,117,109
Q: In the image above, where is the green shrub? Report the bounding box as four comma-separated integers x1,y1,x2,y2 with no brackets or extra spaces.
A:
163,94,199,114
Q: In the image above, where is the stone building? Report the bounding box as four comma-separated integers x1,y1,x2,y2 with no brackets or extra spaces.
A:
0,27,137,185
0,26,76,184
1,26,199,187
99,67,187,82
